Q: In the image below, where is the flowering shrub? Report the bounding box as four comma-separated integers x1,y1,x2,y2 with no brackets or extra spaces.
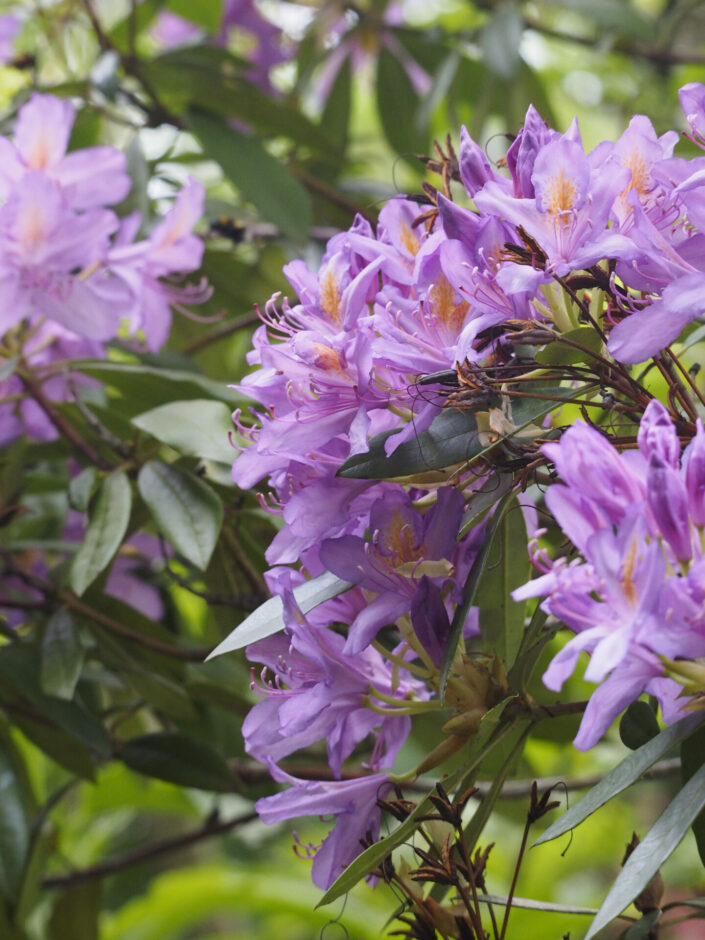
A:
210,80,705,934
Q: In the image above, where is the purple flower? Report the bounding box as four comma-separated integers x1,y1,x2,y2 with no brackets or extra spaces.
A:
255,763,392,890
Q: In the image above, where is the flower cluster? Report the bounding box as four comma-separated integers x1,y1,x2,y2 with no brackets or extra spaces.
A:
234,82,705,888
515,400,705,750
0,93,207,442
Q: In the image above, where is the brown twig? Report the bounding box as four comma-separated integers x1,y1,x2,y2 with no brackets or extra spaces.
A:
181,311,262,355
42,811,258,888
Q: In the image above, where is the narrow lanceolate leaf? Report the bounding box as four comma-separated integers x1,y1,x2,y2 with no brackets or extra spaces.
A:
69,471,132,597
40,609,85,700
440,492,513,702
585,762,705,939
0,736,30,902
475,496,528,669
535,711,705,846
138,461,223,571
188,108,312,241
206,571,353,659
680,722,705,865
132,399,236,464
120,732,236,792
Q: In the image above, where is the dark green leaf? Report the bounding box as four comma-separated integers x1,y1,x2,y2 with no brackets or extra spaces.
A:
120,732,236,791
475,496,529,669
188,108,312,240
207,570,353,659
376,47,426,157
440,492,513,701
460,472,513,536
132,399,235,463
148,47,335,153
67,467,97,513
69,471,132,597
534,326,603,366
681,722,705,866
619,910,661,940
0,646,110,759
480,1,523,81
74,359,243,405
585,762,705,939
0,736,30,902
123,670,197,721
535,712,705,846
620,701,660,751
138,460,223,570
40,609,85,700
49,882,99,940
10,715,96,780
165,0,222,31
338,385,589,480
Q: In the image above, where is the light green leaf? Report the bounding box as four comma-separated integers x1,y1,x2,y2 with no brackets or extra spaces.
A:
534,326,603,366
206,570,353,659
138,461,223,570
188,108,312,240
535,712,705,846
120,732,236,792
67,467,97,513
40,609,85,700
480,1,523,81
585,763,705,939
165,0,222,31
376,47,425,156
69,471,132,597
132,399,235,464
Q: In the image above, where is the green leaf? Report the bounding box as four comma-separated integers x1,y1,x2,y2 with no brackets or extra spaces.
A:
67,467,97,513
338,385,588,480
460,472,513,536
165,0,222,31
0,356,18,382
49,882,99,940
619,701,660,751
40,609,85,700
318,707,517,907
619,910,661,940
585,762,705,939
440,492,514,701
69,471,132,597
0,736,30,902
681,722,705,865
475,496,529,669
534,326,603,366
132,399,235,464
74,359,243,405
480,0,523,81
0,646,111,760
320,57,351,153
206,570,353,659
138,460,223,570
188,108,312,240
120,732,236,791
535,712,705,846
376,46,425,157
